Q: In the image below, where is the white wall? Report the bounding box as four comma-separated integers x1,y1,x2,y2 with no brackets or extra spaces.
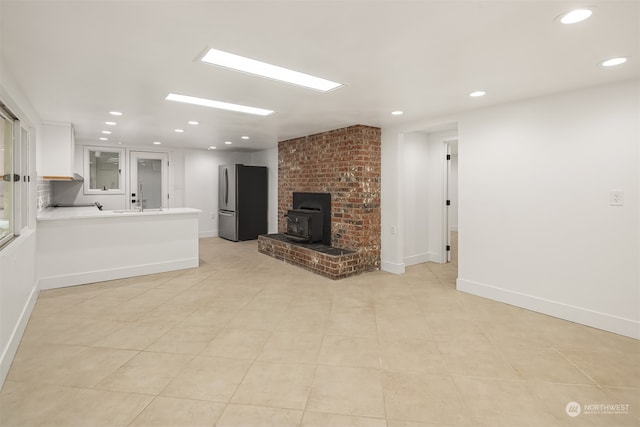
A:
382,80,639,338
380,128,405,273
250,148,278,233
184,149,251,237
402,132,430,265
456,80,639,338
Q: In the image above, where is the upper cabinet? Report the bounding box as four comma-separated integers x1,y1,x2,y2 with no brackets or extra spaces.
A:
40,122,82,181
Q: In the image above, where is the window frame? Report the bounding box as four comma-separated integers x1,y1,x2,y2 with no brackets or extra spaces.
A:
83,146,125,195
0,105,16,248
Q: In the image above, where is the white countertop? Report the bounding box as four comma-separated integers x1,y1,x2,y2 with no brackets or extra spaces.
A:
38,206,202,221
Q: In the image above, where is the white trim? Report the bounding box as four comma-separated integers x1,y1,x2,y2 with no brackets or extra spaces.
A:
404,252,440,267
381,260,405,275
129,150,170,210
38,258,199,290
83,146,125,195
457,278,640,339
443,141,450,263
0,282,38,386
450,225,458,232
199,231,218,238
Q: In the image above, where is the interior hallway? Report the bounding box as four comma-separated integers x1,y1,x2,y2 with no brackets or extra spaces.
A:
1,237,638,426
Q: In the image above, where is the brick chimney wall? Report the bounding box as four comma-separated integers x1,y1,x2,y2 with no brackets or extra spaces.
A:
278,125,381,272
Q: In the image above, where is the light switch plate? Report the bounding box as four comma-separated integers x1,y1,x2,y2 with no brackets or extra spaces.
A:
610,190,624,206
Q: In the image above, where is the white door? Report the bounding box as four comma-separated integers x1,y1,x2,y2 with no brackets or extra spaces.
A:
129,151,169,210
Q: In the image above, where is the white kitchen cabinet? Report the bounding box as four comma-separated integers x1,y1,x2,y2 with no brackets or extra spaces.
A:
40,122,77,180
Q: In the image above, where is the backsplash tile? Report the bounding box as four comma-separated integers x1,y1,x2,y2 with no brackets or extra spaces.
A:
37,177,51,211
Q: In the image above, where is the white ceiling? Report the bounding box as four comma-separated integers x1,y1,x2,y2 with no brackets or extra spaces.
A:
1,1,638,152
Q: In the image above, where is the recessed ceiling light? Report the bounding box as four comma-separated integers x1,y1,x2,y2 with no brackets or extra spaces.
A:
208,146,216,150
241,136,250,140
101,130,111,134
601,57,628,67
200,48,343,92
109,111,123,116
469,90,486,97
174,129,184,133
153,141,162,145
105,121,117,126
558,8,593,24
391,111,404,116
188,121,199,125
117,141,123,145
166,93,274,116
99,137,108,141
224,141,232,145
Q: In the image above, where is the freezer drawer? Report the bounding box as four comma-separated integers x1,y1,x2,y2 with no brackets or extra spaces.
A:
219,210,237,241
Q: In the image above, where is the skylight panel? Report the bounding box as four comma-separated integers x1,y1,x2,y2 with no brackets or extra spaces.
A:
165,93,274,116
200,48,343,92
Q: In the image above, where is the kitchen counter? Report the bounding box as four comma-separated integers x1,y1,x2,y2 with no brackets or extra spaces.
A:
36,207,201,289
38,206,201,220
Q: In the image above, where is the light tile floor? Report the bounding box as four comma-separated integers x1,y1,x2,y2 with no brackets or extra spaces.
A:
1,236,639,426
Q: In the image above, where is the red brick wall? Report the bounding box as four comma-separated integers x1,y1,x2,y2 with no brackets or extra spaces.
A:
278,125,381,271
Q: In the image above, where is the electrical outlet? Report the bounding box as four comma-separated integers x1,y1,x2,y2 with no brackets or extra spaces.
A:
610,190,624,206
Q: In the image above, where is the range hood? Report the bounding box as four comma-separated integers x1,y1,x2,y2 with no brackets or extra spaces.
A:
43,173,84,182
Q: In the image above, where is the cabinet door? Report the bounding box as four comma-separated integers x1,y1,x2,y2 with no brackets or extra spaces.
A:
41,123,74,178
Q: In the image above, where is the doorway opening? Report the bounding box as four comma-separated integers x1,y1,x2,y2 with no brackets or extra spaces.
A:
444,140,458,269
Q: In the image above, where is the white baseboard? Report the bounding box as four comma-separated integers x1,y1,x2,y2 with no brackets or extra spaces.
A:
38,258,199,290
457,278,640,339
199,231,218,238
381,260,405,275
0,283,38,386
404,252,440,267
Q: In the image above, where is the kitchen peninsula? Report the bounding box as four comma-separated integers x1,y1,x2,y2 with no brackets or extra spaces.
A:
37,207,201,289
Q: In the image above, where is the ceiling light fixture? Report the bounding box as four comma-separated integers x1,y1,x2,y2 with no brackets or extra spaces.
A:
105,121,117,126
175,129,184,133
224,141,232,145
99,137,108,141
109,111,123,116
241,136,250,140
469,90,486,97
208,146,216,150
200,48,343,92
601,57,628,67
101,130,112,134
153,141,162,145
558,8,593,24
166,93,274,116
391,111,404,116
188,121,199,125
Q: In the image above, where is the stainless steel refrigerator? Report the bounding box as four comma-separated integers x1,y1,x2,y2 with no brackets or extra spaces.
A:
218,164,268,241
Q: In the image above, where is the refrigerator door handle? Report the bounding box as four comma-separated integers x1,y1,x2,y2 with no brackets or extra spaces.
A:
224,168,229,206
219,211,234,217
